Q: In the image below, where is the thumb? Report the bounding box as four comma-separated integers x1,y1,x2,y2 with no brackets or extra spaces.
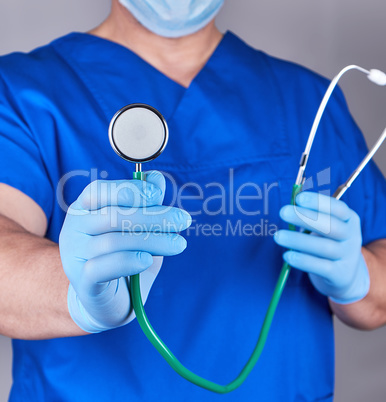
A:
144,170,166,205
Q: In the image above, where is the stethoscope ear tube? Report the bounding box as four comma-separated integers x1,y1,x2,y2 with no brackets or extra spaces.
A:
333,126,386,200
295,65,386,187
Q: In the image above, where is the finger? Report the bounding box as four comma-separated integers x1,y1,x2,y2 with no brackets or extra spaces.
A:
74,171,166,211
82,251,154,284
295,192,352,221
77,205,192,235
279,205,348,240
283,250,333,279
85,232,187,258
274,230,342,260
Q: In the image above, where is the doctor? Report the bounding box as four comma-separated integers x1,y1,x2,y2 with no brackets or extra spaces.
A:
0,0,385,400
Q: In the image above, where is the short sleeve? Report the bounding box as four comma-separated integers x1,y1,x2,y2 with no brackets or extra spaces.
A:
0,74,54,220
331,87,386,246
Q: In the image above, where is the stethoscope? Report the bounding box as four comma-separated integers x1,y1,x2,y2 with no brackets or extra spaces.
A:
108,65,386,394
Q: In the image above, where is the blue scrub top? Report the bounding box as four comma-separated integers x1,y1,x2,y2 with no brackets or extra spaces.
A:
0,31,385,402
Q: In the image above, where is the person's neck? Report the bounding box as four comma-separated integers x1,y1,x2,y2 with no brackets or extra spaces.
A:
89,1,223,88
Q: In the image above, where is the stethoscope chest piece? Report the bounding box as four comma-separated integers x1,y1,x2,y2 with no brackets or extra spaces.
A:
109,103,169,165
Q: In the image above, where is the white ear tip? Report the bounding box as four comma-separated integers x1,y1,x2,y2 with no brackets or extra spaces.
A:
368,69,386,86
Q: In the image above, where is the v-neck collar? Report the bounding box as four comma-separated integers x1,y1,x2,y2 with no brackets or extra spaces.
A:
49,30,290,172
60,30,233,91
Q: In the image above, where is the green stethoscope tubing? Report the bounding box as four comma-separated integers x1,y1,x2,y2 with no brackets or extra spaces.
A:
131,118,385,391
119,66,386,393
130,171,302,394
130,262,291,394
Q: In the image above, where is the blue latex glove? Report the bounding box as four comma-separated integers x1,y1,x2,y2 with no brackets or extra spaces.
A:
59,171,192,333
274,191,370,304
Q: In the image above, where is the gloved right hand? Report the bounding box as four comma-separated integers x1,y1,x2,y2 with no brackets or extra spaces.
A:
59,171,191,333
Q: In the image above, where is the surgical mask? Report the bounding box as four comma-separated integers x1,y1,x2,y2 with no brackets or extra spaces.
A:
118,0,224,38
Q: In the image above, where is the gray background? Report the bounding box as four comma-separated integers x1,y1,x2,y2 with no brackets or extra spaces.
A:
0,0,385,400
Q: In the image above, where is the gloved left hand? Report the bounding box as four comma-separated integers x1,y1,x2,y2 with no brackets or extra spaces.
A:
274,191,370,304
